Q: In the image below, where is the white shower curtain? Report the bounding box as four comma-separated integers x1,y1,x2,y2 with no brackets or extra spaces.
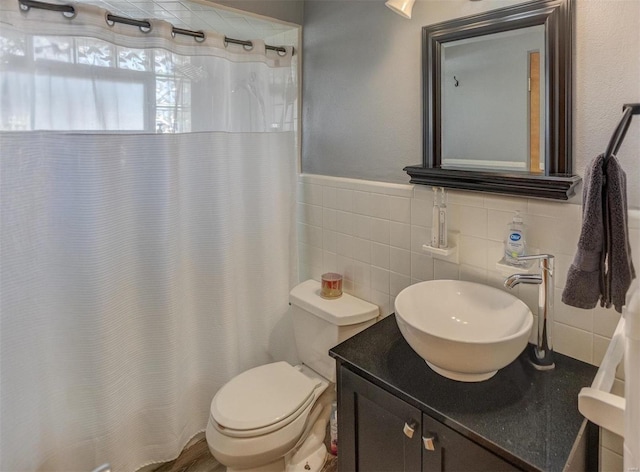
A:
0,3,298,471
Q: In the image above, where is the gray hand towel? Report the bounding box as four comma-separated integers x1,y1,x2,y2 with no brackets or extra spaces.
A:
605,155,636,312
562,154,605,309
562,154,636,313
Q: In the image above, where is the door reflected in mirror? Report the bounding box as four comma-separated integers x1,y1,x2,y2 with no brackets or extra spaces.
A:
440,25,545,174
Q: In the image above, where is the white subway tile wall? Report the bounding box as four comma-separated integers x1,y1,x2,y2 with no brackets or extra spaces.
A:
601,428,624,472
297,174,640,369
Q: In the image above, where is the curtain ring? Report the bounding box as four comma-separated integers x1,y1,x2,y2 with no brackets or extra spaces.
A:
195,31,206,43
139,21,152,34
276,47,287,57
243,42,253,51
105,11,115,27
19,1,76,19
62,8,76,19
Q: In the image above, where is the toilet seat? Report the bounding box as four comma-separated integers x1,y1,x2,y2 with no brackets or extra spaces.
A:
211,362,323,438
207,399,319,471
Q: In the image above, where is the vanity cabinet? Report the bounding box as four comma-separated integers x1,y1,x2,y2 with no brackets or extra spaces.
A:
330,315,599,472
338,366,520,472
420,413,519,471
339,364,422,471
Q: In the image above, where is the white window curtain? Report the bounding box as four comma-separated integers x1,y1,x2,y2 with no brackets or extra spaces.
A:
0,2,298,471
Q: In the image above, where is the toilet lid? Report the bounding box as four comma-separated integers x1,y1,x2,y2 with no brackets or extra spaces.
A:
211,362,320,431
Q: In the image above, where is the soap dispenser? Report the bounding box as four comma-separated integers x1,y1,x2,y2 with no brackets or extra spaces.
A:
505,211,527,265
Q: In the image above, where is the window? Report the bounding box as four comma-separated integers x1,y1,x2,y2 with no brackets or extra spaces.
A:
1,32,192,132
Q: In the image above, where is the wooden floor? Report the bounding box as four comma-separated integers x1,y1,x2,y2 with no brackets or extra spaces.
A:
150,435,337,472
152,437,222,472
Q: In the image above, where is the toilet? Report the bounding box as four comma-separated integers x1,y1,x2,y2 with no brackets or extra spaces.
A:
205,279,378,472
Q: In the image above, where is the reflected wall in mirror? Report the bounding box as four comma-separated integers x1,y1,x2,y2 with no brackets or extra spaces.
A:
405,0,581,200
441,26,545,173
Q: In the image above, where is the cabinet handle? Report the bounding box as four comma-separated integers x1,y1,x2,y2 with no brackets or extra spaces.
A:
423,434,437,451
403,420,418,439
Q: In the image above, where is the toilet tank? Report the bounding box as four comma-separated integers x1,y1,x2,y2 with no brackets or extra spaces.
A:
289,279,379,382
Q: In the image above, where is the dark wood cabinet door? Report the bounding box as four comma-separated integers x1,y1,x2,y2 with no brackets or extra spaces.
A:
339,366,422,472
421,414,520,472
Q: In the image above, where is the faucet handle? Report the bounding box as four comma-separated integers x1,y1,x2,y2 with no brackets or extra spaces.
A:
517,253,554,273
516,253,554,261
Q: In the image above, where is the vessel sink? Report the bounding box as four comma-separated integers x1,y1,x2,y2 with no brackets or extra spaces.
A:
394,280,533,382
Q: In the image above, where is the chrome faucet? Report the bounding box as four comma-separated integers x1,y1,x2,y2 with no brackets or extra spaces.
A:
504,254,555,370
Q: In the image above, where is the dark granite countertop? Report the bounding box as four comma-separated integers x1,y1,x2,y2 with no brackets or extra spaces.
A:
329,315,598,472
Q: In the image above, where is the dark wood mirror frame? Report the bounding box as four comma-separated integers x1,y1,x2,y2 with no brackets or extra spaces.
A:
404,0,581,200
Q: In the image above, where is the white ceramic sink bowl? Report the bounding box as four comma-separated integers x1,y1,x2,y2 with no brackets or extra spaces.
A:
394,280,533,382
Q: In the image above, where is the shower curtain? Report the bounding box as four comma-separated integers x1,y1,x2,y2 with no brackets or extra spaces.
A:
0,3,298,471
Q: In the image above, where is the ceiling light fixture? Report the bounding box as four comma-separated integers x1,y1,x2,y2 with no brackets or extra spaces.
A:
385,0,415,19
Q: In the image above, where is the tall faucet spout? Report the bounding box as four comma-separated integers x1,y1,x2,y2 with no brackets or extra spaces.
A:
504,254,555,370
504,273,542,289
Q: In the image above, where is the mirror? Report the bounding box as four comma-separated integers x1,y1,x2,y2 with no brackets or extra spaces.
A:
404,0,580,200
441,25,546,173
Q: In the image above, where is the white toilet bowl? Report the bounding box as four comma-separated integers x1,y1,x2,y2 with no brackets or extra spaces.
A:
206,280,379,471
206,363,329,471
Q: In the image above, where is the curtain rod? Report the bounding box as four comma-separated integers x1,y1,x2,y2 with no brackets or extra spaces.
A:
17,0,294,56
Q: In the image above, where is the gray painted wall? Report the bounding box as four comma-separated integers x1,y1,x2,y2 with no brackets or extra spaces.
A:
212,0,304,25
301,0,640,206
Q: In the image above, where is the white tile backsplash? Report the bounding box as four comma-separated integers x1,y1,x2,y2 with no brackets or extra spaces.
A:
487,209,514,242
370,289,392,318
593,335,625,381
322,229,336,253
433,259,460,280
298,223,323,247
389,247,411,276
323,251,337,273
371,266,390,294
389,221,411,249
390,271,411,297
335,233,354,258
483,194,527,212
389,196,412,223
335,210,354,236
334,188,354,213
370,218,390,245
411,252,433,282
352,237,371,264
601,429,624,456
460,264,488,285
353,214,372,240
299,182,323,206
298,174,640,367
554,287,595,332
298,202,323,227
459,235,488,269
353,190,372,216
451,204,488,238
371,242,390,270
410,196,432,228
600,444,623,472
554,323,592,364
370,194,391,220
593,307,623,339
322,186,337,209
322,208,337,231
